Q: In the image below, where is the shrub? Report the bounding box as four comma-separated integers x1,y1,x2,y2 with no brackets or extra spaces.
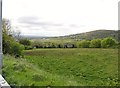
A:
90,39,101,48
10,42,24,57
101,37,117,48
50,42,56,48
2,19,24,57
79,40,90,48
31,41,44,48
76,41,81,48
25,46,33,50
19,38,31,46
3,34,24,57
57,44,63,48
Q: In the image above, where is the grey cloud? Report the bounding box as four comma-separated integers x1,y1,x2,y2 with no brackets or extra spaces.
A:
18,16,64,28
18,16,40,22
17,16,86,32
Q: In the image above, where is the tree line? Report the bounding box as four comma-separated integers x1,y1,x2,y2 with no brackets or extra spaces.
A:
23,37,119,49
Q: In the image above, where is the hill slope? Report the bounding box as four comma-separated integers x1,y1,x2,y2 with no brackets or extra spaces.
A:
59,30,118,40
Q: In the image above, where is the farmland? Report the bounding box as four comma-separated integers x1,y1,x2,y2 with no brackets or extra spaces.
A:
3,48,118,86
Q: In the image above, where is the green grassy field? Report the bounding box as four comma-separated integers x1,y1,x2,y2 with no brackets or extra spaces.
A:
3,48,118,86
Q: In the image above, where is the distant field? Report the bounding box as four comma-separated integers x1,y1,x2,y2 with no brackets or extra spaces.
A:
3,48,118,86
31,38,76,44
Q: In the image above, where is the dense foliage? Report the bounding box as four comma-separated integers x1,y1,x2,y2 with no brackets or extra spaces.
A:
2,19,24,57
90,39,101,48
101,37,117,48
31,37,118,49
78,40,90,48
19,38,32,50
19,38,31,46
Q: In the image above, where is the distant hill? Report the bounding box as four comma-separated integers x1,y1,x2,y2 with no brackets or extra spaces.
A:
20,35,50,39
21,30,118,41
59,30,118,40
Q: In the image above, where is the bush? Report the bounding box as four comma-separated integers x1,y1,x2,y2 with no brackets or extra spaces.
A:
79,40,90,48
19,38,31,46
101,37,117,48
25,46,33,50
2,19,24,57
90,39,101,48
50,42,56,48
19,38,33,50
56,44,63,48
31,41,43,48
10,42,24,57
3,34,24,57
76,41,81,48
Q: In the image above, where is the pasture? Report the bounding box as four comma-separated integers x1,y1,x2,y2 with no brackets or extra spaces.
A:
3,48,118,86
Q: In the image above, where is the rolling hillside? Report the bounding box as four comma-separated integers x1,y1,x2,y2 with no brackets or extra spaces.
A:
59,30,118,40
21,29,118,41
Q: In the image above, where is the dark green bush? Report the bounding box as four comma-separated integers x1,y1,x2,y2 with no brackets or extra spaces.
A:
90,39,101,48
101,37,117,48
25,46,33,50
2,19,24,57
79,40,90,48
11,42,24,56
19,38,31,46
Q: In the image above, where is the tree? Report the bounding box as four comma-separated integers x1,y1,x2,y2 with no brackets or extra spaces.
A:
56,43,64,48
79,40,90,48
2,19,11,36
101,37,117,48
50,42,56,48
2,19,24,57
19,38,31,46
10,42,24,56
12,30,21,40
90,39,101,48
19,38,33,50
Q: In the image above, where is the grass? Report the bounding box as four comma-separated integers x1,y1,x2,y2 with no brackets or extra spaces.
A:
2,48,118,86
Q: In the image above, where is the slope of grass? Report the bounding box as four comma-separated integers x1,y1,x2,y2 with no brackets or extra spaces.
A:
60,30,118,40
3,55,77,86
3,48,118,86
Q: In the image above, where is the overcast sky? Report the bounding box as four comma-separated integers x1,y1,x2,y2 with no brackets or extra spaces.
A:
3,0,119,36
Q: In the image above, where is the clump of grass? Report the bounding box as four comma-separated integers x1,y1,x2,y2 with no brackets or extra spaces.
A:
32,74,45,81
13,63,26,72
